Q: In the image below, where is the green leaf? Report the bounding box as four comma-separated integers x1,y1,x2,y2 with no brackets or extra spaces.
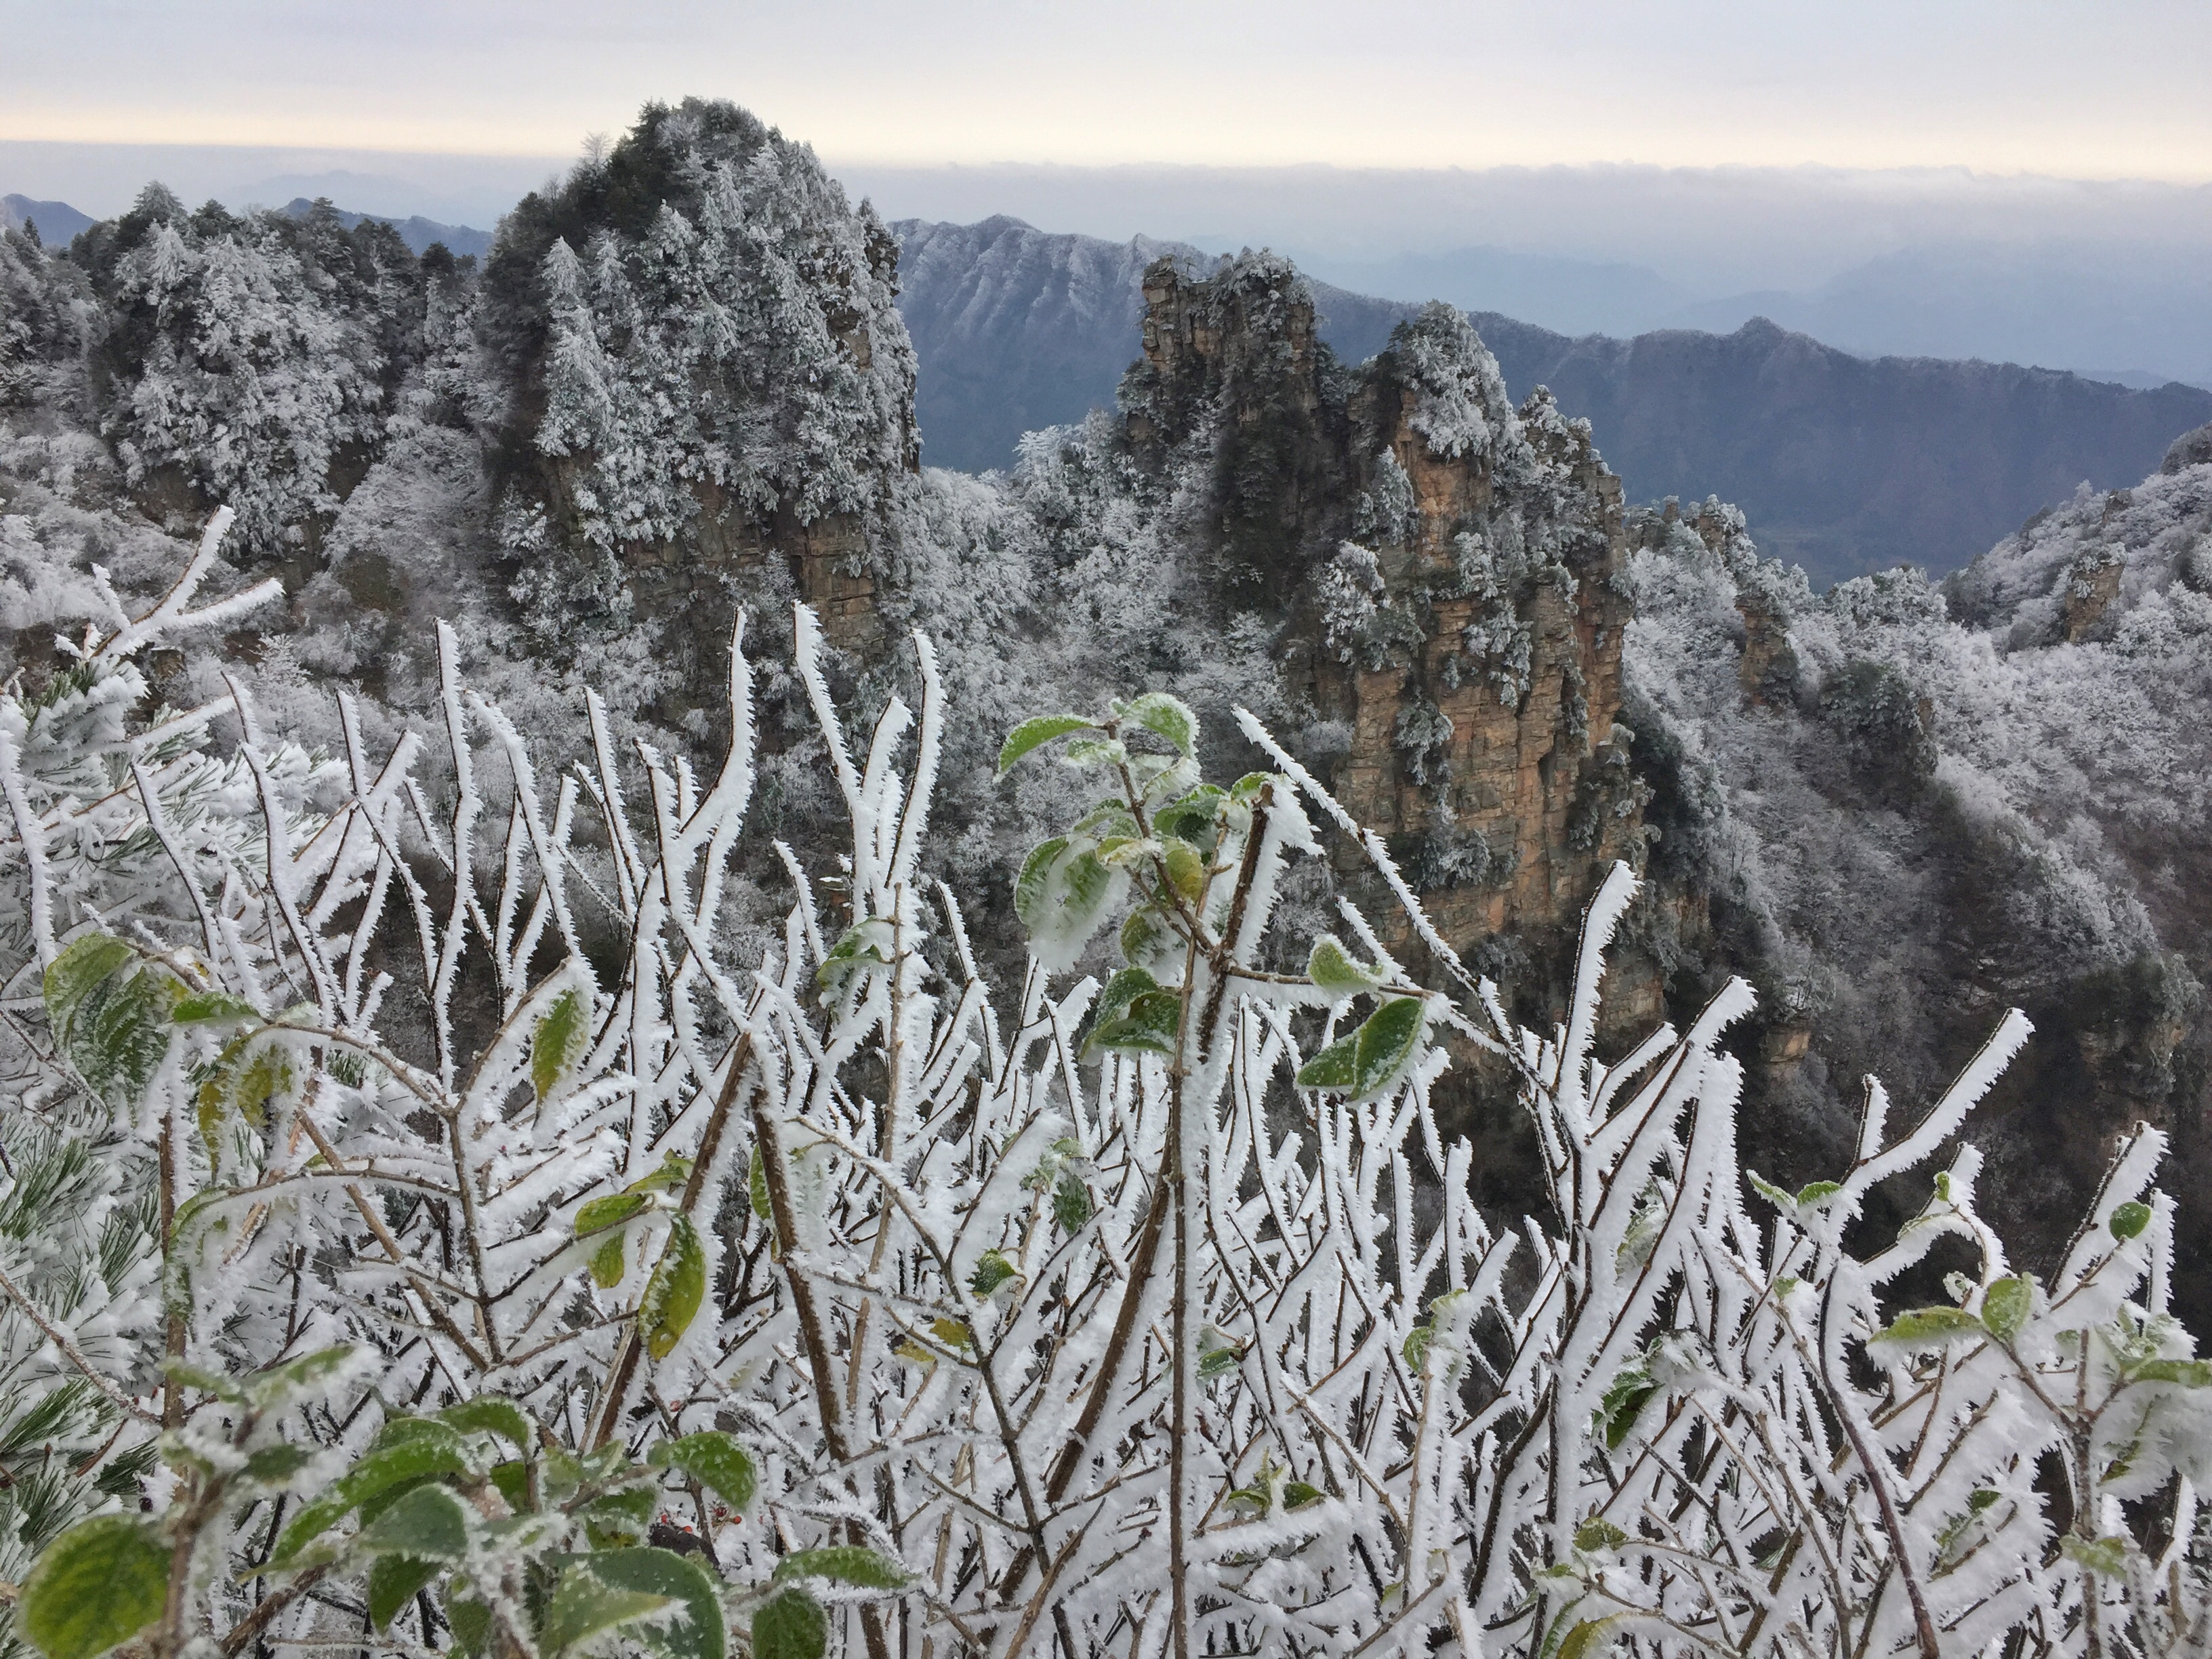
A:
1153,785,1227,844
1981,1275,2034,1343
1061,736,1127,767
1012,838,1120,960
171,991,258,1025
2110,1200,2153,1242
488,1460,529,1511
1053,1170,1094,1233
576,1191,651,1240
626,1153,692,1195
369,1554,443,1632
968,1250,1017,1296
649,1431,758,1511
771,1545,909,1590
243,1344,358,1408
541,1568,676,1657
1597,1367,1658,1451
640,1215,707,1361
998,714,1096,775
1295,997,1427,1099
2063,1535,2131,1578
753,1586,828,1659
578,1548,726,1659
353,1483,470,1560
1795,1180,1844,1207
43,934,138,1034
1085,990,1181,1060
1746,1170,1796,1212
443,1587,492,1658
45,935,172,1113
1118,905,1176,975
1402,1323,1432,1372
1307,936,1385,995
589,1232,626,1288
531,986,587,1103
1574,1517,1629,1553
1557,1614,1633,1659
750,1144,773,1220
2127,1357,2212,1387
438,1397,534,1451
1229,773,1276,804
583,1484,655,1548
1282,1481,1323,1509
241,1443,316,1485
20,1515,169,1659
1868,1306,1988,1353
272,1429,473,1564
1119,692,1198,758
1161,838,1206,904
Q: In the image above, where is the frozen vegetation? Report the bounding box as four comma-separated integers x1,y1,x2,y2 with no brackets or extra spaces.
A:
3,95,2212,1658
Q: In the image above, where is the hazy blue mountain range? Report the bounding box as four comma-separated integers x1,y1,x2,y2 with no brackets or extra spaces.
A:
893,216,2212,584
279,197,493,259
0,194,96,245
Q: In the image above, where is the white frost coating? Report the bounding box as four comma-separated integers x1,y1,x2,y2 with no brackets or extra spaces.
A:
0,524,2200,1657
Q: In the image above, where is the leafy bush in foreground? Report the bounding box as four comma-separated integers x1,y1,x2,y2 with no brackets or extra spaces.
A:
1,514,2207,1658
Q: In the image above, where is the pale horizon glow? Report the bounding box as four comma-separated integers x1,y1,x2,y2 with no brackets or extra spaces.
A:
5,0,2211,184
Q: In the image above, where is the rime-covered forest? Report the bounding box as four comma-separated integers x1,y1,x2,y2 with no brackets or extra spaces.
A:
4,98,2212,1659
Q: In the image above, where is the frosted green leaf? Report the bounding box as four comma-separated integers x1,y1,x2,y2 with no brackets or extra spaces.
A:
1118,691,1197,757
272,1424,473,1563
44,933,171,1113
1746,1170,1796,1212
649,1431,758,1510
20,1515,168,1659
1061,736,1127,767
369,1555,443,1631
1306,935,1385,996
1597,1366,1658,1450
575,1191,651,1239
1119,905,1177,975
1153,785,1227,844
1053,1170,1094,1233
771,1545,909,1589
171,990,257,1025
2062,1535,2130,1578
1013,837,1121,964
1283,1481,1323,1509
1574,1517,1629,1553
2110,1200,2152,1241
1161,838,1206,903
568,1549,724,1659
640,1215,706,1360
438,1397,533,1451
1558,1614,1633,1659
588,1232,626,1288
1795,1180,1843,1206
1083,968,1181,1059
1295,997,1426,1099
815,918,895,999
2127,1357,2212,1387
242,1443,315,1484
243,1343,358,1408
353,1483,469,1560
540,1569,675,1657
1229,772,1276,804
968,1249,1017,1296
1869,1306,1988,1353
531,986,587,1103
752,1586,828,1659
998,714,1095,775
1981,1275,2033,1342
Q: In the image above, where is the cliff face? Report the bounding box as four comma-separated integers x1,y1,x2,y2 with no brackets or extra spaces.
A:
1097,257,1647,1023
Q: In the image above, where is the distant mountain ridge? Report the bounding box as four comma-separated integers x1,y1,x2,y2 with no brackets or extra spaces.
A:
279,198,492,260
892,216,2212,584
0,194,96,245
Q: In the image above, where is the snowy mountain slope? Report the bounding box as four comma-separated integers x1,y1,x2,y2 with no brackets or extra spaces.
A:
893,216,2212,585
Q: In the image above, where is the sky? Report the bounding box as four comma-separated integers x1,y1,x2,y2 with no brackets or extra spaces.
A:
7,0,2210,380
5,0,2211,182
